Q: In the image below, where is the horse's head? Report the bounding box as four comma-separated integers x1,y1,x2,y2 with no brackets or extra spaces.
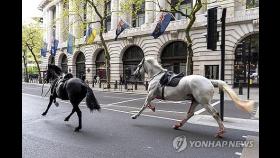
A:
133,58,145,79
45,64,62,82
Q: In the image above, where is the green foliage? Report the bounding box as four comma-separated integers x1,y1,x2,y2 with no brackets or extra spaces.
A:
22,23,43,62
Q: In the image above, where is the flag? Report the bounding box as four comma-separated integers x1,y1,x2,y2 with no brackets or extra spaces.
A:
40,42,48,57
67,33,75,54
85,26,97,44
50,39,59,56
151,13,173,39
115,19,129,41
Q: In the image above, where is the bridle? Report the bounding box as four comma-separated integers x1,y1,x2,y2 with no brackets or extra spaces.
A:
135,58,145,79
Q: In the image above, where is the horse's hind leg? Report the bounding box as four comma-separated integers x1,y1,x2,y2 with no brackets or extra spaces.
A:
42,95,54,116
203,104,225,138
74,106,82,132
173,100,198,129
64,108,75,121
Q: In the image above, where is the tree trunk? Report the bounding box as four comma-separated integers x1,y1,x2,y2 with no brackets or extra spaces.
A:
185,0,202,75
26,44,42,84
99,25,111,89
23,51,29,82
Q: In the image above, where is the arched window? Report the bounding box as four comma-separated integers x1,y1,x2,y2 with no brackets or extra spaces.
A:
49,55,55,65
75,52,85,79
95,50,106,81
122,46,144,83
161,41,188,74
234,33,259,87
61,54,68,73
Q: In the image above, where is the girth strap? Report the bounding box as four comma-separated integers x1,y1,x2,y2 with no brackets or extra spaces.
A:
161,86,165,100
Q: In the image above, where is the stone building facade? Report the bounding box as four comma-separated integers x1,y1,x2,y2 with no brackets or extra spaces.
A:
39,0,259,86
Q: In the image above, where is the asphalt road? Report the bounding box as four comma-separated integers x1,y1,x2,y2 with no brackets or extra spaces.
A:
22,83,259,158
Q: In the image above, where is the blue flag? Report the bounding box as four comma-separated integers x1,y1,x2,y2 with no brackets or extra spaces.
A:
50,39,59,56
115,19,129,41
67,33,75,54
151,13,173,39
85,25,92,43
40,42,48,57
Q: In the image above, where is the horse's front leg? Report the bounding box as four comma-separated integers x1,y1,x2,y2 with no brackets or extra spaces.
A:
131,92,155,119
42,95,54,116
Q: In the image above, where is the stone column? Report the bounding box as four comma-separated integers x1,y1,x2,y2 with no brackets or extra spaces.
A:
42,10,48,44
58,0,64,44
145,0,154,24
55,3,60,42
47,8,53,50
92,0,101,31
111,0,119,30
72,1,81,38
155,0,166,21
118,0,133,25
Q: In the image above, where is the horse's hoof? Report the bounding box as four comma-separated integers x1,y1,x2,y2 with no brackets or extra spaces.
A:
64,118,69,121
131,115,137,119
173,123,182,130
74,127,81,132
54,102,59,107
150,106,155,112
215,130,225,138
42,112,47,116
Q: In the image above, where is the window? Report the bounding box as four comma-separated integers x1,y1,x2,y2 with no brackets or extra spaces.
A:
132,3,145,27
105,0,111,32
246,0,259,9
205,65,219,79
171,0,192,20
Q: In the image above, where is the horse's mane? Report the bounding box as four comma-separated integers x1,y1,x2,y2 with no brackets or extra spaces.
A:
48,64,62,75
145,57,167,71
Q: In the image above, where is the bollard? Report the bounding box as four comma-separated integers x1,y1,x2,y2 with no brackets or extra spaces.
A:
135,81,137,90
99,81,101,88
124,81,127,89
239,82,243,95
114,80,118,89
145,81,148,91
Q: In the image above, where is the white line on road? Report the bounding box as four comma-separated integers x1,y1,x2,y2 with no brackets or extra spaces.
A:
194,101,220,115
101,97,146,107
235,152,242,156
106,104,187,114
103,96,138,100
102,107,180,122
23,93,259,132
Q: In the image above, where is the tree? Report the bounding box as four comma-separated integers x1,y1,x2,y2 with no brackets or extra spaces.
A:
22,23,43,83
61,0,111,88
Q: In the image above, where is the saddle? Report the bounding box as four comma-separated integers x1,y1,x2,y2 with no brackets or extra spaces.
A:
54,73,73,100
159,71,185,87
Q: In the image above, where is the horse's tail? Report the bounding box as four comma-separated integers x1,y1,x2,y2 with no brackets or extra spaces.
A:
85,86,101,112
210,80,254,113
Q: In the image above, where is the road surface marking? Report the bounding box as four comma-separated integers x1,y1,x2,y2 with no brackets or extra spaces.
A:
103,96,138,100
235,152,242,156
106,104,187,114
194,101,220,115
23,93,259,132
102,107,180,121
101,97,146,107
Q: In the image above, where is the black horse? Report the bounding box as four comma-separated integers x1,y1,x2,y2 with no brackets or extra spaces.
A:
42,64,101,132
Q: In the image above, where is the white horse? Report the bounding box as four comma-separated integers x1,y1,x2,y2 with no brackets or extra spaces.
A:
131,57,254,137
